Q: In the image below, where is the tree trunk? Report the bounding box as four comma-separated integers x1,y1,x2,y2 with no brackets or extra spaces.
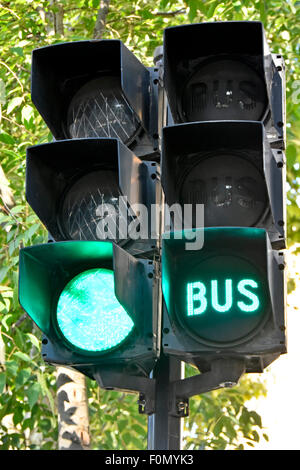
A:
56,367,91,450
93,0,110,39
37,1,64,35
52,1,64,36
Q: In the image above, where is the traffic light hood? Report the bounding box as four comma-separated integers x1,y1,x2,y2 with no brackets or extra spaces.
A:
26,138,157,243
31,40,150,142
161,121,286,249
163,21,285,147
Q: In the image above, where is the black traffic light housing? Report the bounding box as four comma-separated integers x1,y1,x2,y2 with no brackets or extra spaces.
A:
161,121,286,249
19,240,160,380
26,138,158,251
164,21,285,148
31,40,158,156
161,227,286,373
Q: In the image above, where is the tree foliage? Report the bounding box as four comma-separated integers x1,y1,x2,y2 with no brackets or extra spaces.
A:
0,0,299,450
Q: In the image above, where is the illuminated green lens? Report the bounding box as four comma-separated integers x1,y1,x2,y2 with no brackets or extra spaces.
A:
177,255,267,344
56,268,134,352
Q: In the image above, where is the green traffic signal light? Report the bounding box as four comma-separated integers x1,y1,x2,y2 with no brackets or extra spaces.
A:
187,279,260,316
19,240,158,372
182,254,268,345
162,227,286,371
163,229,270,346
56,268,134,353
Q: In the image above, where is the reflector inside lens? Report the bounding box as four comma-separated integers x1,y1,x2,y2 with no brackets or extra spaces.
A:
67,77,140,144
60,170,128,242
179,154,268,227
56,268,134,352
182,59,268,121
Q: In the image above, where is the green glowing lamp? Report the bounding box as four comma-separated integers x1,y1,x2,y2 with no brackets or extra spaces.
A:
18,240,157,372
56,268,134,353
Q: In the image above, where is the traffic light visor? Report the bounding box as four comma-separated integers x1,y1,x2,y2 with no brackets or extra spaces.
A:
164,22,269,124
31,40,150,140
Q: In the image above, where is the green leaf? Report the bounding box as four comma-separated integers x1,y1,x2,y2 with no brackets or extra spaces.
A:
0,313,13,331
13,407,23,426
21,104,34,119
5,360,19,377
118,419,128,432
288,277,296,294
287,143,297,166
24,223,41,241
131,423,146,435
250,430,260,442
207,1,218,18
9,47,24,57
0,132,15,145
26,333,40,350
159,0,170,9
27,383,41,409
213,415,225,436
7,97,23,114
36,370,56,415
15,368,31,388
259,0,267,24
13,351,32,362
249,410,262,427
129,434,145,449
0,372,6,393
188,0,198,22
122,432,132,445
9,205,25,215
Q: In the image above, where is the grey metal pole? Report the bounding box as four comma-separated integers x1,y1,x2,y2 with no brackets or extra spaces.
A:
147,355,184,450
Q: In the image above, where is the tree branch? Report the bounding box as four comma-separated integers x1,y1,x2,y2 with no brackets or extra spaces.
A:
153,8,186,17
93,0,110,39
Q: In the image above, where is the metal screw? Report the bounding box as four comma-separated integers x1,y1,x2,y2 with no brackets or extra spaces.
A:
220,381,237,388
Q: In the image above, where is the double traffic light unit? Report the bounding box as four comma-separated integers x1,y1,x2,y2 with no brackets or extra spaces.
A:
18,21,286,447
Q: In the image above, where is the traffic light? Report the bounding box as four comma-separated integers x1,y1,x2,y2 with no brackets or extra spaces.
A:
26,137,157,251
163,21,285,148
18,39,160,394
19,240,159,380
161,120,285,249
160,21,286,373
161,228,286,373
31,40,158,157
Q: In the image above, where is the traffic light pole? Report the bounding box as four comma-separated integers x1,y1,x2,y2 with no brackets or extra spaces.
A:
146,355,246,450
147,355,184,450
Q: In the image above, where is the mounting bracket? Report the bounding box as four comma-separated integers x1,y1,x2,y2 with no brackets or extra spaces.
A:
93,369,156,415
169,358,246,417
